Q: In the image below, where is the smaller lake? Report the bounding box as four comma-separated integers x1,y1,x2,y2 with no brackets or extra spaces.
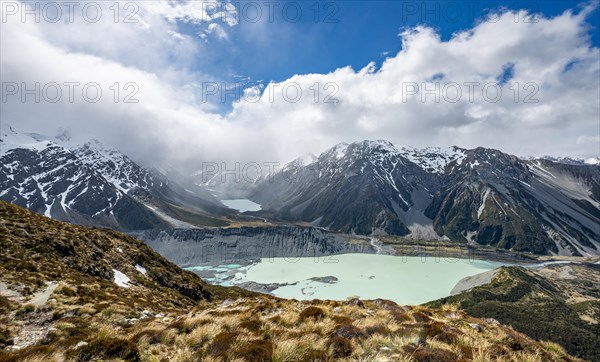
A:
221,199,262,212
188,254,505,305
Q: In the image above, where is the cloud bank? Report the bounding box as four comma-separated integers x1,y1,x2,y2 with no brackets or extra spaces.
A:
1,1,598,171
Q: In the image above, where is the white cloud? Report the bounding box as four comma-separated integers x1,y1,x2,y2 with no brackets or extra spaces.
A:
143,0,238,26
1,2,599,171
577,135,600,144
203,22,228,40
226,7,600,162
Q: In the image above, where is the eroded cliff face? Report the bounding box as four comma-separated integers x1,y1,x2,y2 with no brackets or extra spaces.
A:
136,226,374,266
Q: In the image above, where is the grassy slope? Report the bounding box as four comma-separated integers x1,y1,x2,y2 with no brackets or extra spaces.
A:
0,201,584,361
426,266,600,361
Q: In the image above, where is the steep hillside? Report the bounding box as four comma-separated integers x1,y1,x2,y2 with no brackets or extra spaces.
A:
425,148,558,254
427,265,600,361
0,200,250,306
0,199,249,357
427,153,600,255
0,201,581,361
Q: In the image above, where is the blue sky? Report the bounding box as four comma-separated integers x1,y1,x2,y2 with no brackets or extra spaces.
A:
188,1,600,85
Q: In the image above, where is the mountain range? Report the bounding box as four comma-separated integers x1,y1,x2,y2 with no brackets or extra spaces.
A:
2,125,598,256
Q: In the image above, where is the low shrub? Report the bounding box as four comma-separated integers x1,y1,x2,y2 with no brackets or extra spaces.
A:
233,339,273,362
330,324,366,339
14,304,35,318
403,345,458,362
412,311,432,323
363,324,391,336
327,336,353,358
206,331,238,358
239,318,263,333
299,306,325,322
423,321,460,344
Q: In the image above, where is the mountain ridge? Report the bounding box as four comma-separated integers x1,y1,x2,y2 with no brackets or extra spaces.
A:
3,125,598,256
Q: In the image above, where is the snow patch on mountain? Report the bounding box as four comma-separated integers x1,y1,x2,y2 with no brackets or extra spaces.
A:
529,161,557,179
529,155,600,166
0,124,54,156
585,157,600,165
135,264,147,275
477,188,491,219
73,140,161,194
399,146,466,174
331,142,349,160
113,269,131,288
320,140,467,174
142,202,194,228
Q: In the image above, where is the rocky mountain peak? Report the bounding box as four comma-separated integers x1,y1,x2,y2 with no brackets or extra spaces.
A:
0,126,229,231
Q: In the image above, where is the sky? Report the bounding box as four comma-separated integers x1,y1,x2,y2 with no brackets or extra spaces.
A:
206,1,600,84
1,0,599,170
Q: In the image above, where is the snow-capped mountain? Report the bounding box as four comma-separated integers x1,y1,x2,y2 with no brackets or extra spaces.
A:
72,140,230,217
73,139,159,194
3,125,598,256
398,145,467,174
424,148,598,255
250,140,451,236
248,140,600,256
0,125,231,230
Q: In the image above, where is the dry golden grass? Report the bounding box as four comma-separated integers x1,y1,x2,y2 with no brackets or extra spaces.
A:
2,291,582,361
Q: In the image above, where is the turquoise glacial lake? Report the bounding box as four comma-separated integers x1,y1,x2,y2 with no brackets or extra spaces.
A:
194,254,505,305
